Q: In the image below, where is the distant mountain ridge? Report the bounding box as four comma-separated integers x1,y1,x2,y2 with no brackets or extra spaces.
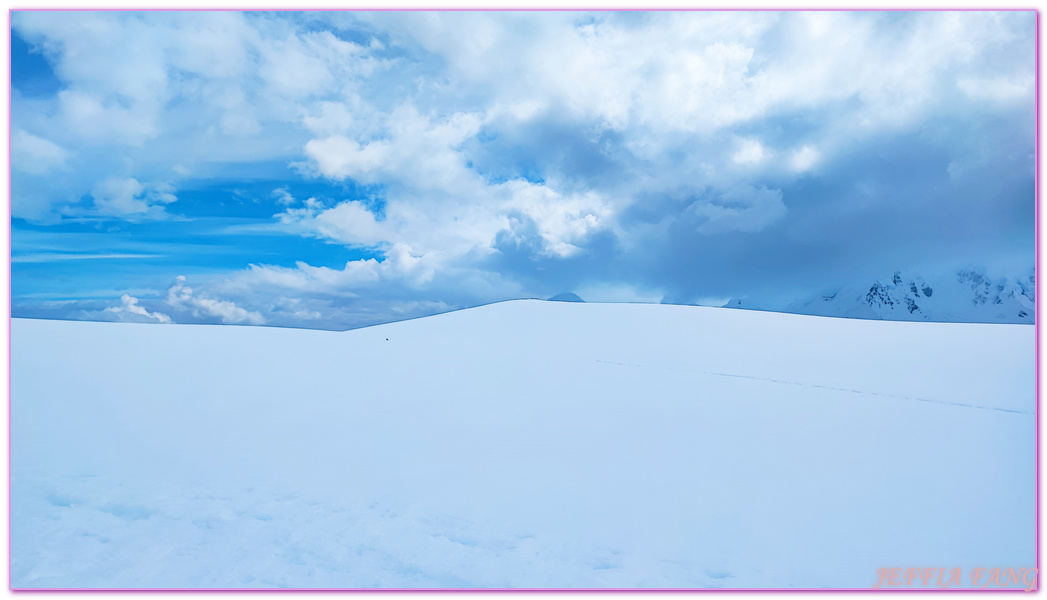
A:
548,292,585,303
728,268,1035,324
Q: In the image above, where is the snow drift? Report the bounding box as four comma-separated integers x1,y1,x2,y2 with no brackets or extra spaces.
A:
11,300,1036,589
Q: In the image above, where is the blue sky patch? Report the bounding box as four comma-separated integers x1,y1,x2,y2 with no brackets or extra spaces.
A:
11,30,61,98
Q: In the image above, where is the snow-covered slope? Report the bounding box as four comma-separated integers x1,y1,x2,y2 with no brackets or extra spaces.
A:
730,269,1035,324
11,301,1035,589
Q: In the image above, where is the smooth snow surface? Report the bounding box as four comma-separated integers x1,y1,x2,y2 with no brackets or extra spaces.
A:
11,301,1035,589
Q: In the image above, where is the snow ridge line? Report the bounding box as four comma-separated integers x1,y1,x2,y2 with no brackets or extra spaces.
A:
592,359,1033,416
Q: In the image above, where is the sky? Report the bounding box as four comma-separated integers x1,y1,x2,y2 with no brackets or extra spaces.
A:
10,10,1036,330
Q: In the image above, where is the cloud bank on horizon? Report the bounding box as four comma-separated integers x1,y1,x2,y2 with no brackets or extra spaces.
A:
11,10,1035,329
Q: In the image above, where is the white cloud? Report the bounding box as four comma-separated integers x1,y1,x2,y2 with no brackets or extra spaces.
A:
957,74,1034,106
788,146,820,174
272,297,323,321
167,276,265,325
311,201,388,247
219,110,262,136
91,178,148,215
499,180,611,258
240,241,439,293
732,139,766,166
105,294,172,324
257,28,379,100
11,11,392,220
90,178,177,218
300,100,360,136
16,12,251,144
304,135,393,182
272,187,296,206
304,105,483,187
56,89,161,145
364,12,954,137
282,10,1027,286
195,241,527,329
295,103,616,261
12,129,70,175
239,259,378,291
14,11,1033,227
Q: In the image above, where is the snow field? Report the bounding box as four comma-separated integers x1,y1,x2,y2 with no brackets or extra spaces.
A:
11,300,1036,588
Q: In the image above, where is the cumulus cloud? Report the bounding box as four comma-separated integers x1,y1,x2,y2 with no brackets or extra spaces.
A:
285,10,1033,294
12,129,70,175
105,294,173,324
272,187,296,206
310,200,389,247
275,196,391,250
14,11,379,145
90,178,177,218
167,276,265,325
292,103,617,263
788,146,820,174
11,11,391,220
175,236,535,329
304,135,392,182
499,180,610,258
732,139,766,166
363,11,1033,139
257,27,381,99
17,11,1032,224
238,242,438,292
303,105,483,186
957,74,1034,106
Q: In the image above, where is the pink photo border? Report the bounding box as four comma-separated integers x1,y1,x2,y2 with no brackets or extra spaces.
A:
6,7,1038,590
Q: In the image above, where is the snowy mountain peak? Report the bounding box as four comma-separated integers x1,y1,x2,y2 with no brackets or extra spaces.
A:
723,268,1034,324
784,268,1035,324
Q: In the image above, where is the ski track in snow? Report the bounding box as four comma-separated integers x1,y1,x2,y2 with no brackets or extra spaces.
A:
592,359,1034,416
